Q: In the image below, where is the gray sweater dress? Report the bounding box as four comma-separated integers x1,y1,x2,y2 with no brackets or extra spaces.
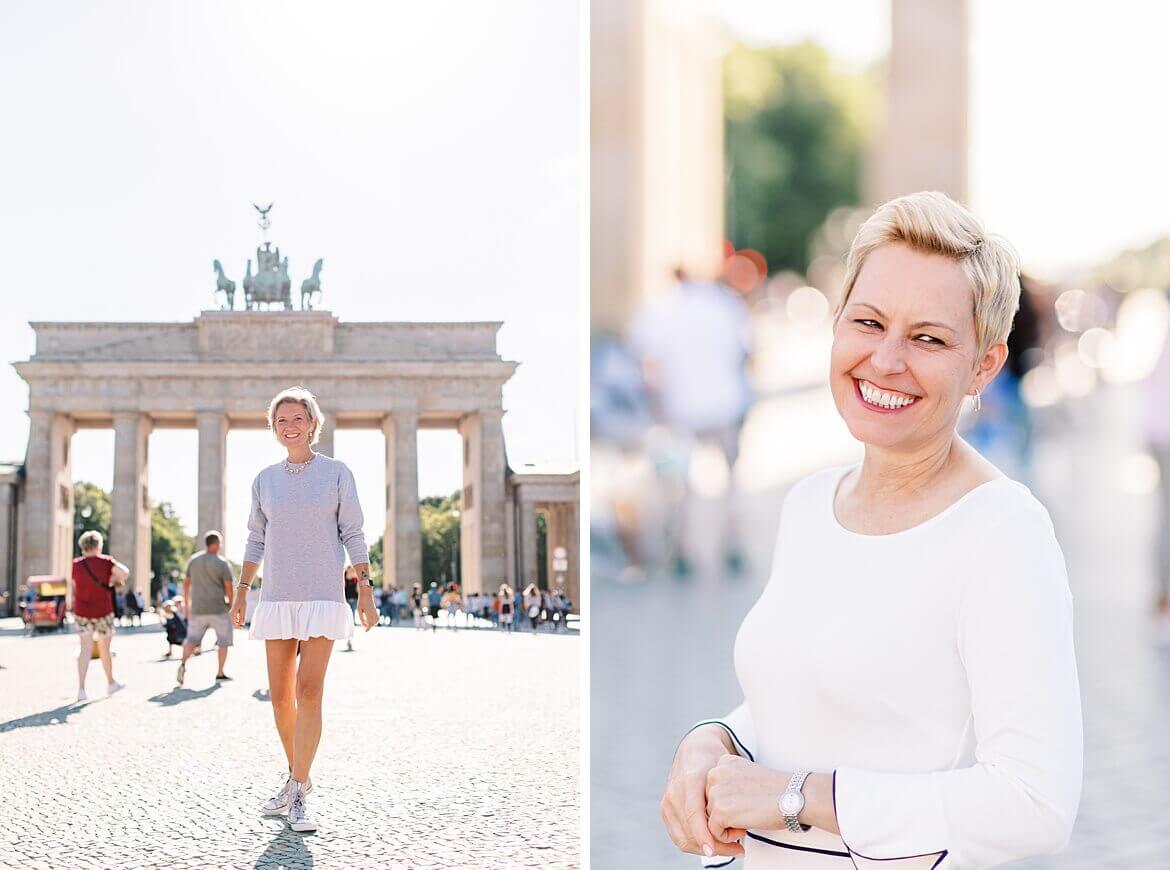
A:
243,454,369,640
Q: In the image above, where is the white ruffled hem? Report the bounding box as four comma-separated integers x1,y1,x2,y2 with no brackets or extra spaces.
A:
248,600,354,641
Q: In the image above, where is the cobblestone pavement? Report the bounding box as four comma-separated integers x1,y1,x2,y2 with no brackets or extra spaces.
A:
0,617,579,869
592,383,1170,869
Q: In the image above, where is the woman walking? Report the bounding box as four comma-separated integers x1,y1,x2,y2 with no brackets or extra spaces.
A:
661,193,1082,867
70,531,128,702
230,386,377,834
523,584,541,633
498,584,514,633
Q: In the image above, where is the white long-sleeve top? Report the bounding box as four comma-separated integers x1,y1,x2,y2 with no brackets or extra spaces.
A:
693,464,1082,870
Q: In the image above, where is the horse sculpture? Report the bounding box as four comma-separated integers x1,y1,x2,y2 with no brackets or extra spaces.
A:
301,258,324,310
213,259,236,310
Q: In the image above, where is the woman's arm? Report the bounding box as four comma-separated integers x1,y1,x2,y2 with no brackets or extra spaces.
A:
243,476,267,566
707,508,1081,866
337,465,369,567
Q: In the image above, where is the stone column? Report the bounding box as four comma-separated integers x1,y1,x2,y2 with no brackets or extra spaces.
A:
565,499,579,612
504,488,516,589
383,411,420,588
0,477,17,616
460,409,508,595
478,409,508,593
316,417,334,458
20,411,74,583
518,499,538,592
868,0,968,203
545,503,562,591
196,412,227,548
111,412,152,605
458,414,482,593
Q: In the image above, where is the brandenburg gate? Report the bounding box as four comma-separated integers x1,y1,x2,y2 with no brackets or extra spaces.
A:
14,311,517,598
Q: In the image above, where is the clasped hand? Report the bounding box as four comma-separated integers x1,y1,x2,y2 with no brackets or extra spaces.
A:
662,732,789,859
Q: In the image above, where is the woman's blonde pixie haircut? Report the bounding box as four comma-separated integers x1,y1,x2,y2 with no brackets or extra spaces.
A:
267,386,324,446
838,191,1022,357
78,530,103,553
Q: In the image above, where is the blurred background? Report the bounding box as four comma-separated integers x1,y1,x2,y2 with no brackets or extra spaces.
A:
591,0,1170,866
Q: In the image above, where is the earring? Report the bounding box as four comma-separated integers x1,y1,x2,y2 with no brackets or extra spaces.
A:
972,389,982,412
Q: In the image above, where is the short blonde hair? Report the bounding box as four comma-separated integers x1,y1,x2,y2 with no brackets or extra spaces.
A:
839,191,1021,356
266,386,324,446
78,530,103,553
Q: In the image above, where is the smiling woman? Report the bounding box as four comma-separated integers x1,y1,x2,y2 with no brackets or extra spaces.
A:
661,192,1083,869
229,384,379,834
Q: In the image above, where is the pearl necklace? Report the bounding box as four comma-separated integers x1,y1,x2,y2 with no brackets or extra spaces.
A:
283,453,317,475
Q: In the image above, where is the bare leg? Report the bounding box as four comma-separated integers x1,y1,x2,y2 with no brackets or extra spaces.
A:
216,646,228,677
291,636,334,783
77,631,94,690
95,633,115,684
266,639,298,771
180,640,198,666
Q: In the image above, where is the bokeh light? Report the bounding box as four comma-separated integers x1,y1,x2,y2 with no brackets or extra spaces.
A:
785,285,830,329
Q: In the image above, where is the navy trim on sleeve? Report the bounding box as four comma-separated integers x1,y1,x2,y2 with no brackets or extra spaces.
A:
746,831,851,858
685,719,754,761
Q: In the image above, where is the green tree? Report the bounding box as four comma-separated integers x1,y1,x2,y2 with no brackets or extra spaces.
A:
370,490,463,588
151,501,195,600
724,41,873,275
368,537,384,581
420,491,461,587
73,481,111,556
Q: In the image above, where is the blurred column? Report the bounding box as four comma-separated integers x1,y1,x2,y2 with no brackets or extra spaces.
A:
591,0,724,334
565,498,579,612
21,411,74,583
197,411,227,548
545,502,561,590
111,412,152,604
477,409,508,594
317,416,334,458
383,410,420,588
519,500,538,591
868,0,968,203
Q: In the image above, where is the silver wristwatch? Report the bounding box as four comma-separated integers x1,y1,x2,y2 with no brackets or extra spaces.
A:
779,771,811,833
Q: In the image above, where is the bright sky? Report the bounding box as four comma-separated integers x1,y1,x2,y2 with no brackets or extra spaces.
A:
0,1,579,555
716,0,1170,277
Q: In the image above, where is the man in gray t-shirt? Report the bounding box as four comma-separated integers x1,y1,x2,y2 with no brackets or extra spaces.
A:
178,531,236,687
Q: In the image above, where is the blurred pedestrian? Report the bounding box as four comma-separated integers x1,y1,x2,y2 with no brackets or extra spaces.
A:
426,582,441,632
161,599,187,658
122,589,143,627
524,584,541,633
177,531,236,686
70,530,128,702
411,583,425,630
442,583,461,630
1145,303,1170,640
498,584,515,633
628,266,753,577
662,193,1080,865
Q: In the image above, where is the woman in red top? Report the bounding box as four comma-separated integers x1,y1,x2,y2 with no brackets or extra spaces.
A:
71,530,129,702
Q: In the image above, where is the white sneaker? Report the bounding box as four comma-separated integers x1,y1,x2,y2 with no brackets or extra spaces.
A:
107,682,125,697
261,775,313,815
287,781,317,833
76,688,88,703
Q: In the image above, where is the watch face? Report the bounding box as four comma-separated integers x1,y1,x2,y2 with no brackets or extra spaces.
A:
780,792,805,816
